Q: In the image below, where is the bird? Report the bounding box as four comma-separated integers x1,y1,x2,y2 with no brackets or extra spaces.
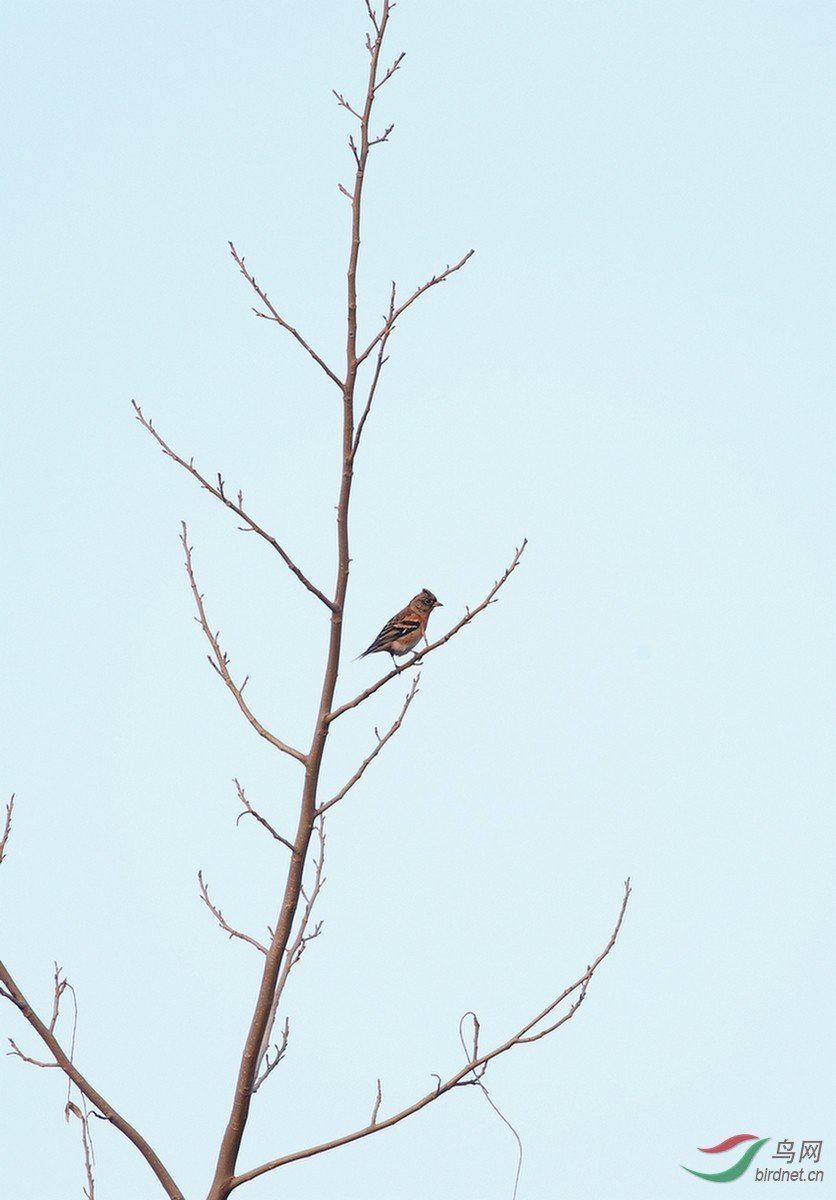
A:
359,589,442,665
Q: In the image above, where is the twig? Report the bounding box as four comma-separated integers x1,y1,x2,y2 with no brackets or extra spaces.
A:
7,1040,58,1067
333,90,362,121
0,794,14,865
49,962,66,1034
368,121,395,148
374,53,405,94
231,879,632,1187
370,1079,383,1125
317,677,420,815
234,780,295,852
198,872,269,955
132,403,335,612
227,242,343,391
254,1017,290,1092
180,524,307,764
352,282,395,458
364,0,381,38
329,540,527,722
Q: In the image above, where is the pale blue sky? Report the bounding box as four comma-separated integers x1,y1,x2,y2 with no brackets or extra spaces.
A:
1,2,833,1198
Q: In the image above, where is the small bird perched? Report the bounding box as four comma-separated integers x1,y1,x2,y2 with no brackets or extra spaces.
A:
360,589,442,665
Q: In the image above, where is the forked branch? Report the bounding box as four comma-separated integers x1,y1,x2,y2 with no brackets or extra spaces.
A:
317,676,420,816
351,248,475,457
329,539,527,722
356,249,475,368
0,961,185,1200
374,52,405,95
231,879,632,1189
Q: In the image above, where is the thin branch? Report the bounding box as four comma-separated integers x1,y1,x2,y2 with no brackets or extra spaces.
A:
198,872,269,955
317,676,420,816
356,249,475,368
234,780,295,852
352,282,395,458
364,0,380,37
48,962,66,1035
374,52,405,93
253,1017,290,1092
230,880,632,1188
332,90,362,120
132,402,335,612
330,539,527,722
368,122,395,147
0,794,14,865
227,242,343,390
0,962,185,1200
370,1079,383,1125
252,818,328,1091
7,1039,58,1068
180,524,307,764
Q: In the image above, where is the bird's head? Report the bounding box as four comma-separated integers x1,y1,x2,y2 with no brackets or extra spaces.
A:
414,589,442,612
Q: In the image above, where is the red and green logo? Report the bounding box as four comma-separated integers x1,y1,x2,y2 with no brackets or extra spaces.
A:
682,1134,770,1182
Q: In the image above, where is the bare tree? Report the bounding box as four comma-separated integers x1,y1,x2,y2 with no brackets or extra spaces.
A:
0,5,630,1198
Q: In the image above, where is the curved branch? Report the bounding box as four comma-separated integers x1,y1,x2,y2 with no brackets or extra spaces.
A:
230,879,631,1189
198,872,269,955
132,403,335,612
0,961,185,1200
181,525,308,765
234,780,295,852
330,539,527,722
